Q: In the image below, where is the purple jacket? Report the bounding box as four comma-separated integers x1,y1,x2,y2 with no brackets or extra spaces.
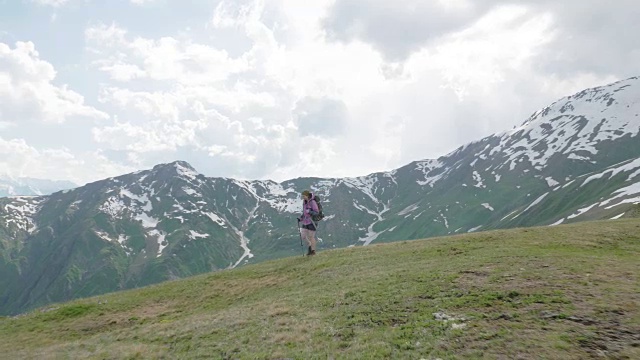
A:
300,195,319,225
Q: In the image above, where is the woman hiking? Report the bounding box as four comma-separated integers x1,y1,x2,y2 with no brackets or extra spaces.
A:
298,190,319,256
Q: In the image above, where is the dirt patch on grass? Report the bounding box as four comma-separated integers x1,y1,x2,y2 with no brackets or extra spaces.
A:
206,274,290,299
70,302,175,335
455,269,491,288
578,324,640,358
537,307,640,358
573,310,640,358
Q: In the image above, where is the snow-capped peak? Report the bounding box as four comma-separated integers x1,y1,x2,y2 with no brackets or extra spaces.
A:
486,76,640,172
517,76,639,131
172,161,199,180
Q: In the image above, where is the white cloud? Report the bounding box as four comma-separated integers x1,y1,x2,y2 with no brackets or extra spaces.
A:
31,0,154,7
30,0,69,7
2,0,637,184
86,23,251,85
99,87,183,121
411,5,556,99
81,0,633,182
0,41,109,123
322,0,494,61
211,0,256,29
81,5,300,178
0,137,135,184
322,0,640,80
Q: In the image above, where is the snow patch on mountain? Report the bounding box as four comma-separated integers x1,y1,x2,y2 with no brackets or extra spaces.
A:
513,192,549,219
356,202,390,246
189,230,209,240
100,187,167,230
137,212,159,228
343,175,383,204
231,179,257,198
2,196,44,234
436,211,450,228
121,189,153,212
182,186,201,197
174,161,199,181
473,171,486,188
415,160,445,187
567,204,597,219
545,177,560,187
468,225,482,232
549,218,565,226
99,194,127,218
567,153,591,161
556,180,640,221
149,229,167,257
92,230,133,255
398,203,420,216
263,181,293,196
314,179,339,196
229,226,254,268
231,179,301,214
383,171,398,187
582,158,640,186
275,198,302,213
601,182,640,209
205,212,226,227
94,230,111,242
481,203,494,211
68,200,82,213
261,181,300,213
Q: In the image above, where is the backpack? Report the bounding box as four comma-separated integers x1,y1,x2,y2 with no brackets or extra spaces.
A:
311,195,325,222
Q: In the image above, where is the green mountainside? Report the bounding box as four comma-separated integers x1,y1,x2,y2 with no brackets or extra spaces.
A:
1,219,638,359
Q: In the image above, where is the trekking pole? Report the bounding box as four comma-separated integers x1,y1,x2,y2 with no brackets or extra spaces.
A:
312,219,319,253
297,219,304,256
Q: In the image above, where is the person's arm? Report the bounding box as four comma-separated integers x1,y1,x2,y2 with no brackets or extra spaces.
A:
309,200,319,216
298,202,306,221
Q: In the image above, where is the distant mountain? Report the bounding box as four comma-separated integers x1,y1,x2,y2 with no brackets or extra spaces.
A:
1,76,640,315
0,177,76,197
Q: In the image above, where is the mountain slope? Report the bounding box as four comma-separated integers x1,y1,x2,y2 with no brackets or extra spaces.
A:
1,76,640,315
1,219,638,359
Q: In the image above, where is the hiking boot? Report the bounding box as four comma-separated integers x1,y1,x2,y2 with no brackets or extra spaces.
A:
306,246,313,256
309,250,316,256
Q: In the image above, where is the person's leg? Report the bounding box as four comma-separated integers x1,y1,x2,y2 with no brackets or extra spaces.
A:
308,230,317,253
301,228,313,254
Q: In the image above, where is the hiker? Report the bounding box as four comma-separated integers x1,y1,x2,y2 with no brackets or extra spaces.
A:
298,190,319,256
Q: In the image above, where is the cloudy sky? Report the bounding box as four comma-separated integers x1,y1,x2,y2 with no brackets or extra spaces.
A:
1,0,639,185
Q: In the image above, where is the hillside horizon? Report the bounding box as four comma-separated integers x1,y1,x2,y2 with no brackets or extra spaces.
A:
2,75,640,317
1,218,638,358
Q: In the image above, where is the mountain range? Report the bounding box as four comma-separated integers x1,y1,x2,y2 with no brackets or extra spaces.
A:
0,176,76,197
1,76,640,316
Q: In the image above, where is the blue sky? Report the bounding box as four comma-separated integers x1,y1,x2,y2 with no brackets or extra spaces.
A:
1,0,639,185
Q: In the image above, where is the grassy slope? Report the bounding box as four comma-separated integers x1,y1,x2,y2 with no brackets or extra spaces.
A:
0,219,638,359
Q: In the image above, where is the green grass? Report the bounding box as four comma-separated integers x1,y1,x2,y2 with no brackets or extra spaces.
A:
1,219,639,359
